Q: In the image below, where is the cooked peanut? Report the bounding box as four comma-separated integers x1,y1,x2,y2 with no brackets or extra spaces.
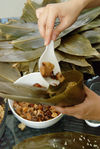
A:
13,101,60,122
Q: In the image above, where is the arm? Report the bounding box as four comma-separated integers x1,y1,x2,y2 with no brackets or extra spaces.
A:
36,0,100,45
86,0,100,8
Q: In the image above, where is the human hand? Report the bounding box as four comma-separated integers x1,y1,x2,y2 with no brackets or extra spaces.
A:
36,0,86,45
55,86,100,121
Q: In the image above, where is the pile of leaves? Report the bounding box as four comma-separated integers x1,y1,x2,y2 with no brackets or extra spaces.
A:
0,0,100,77
0,0,100,105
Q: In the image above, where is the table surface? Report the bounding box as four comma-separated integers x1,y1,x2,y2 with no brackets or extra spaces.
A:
2,75,99,149
3,114,100,149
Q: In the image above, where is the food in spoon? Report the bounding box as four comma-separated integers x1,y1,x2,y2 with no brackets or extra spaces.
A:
56,72,65,83
40,62,54,77
40,61,64,82
0,104,4,124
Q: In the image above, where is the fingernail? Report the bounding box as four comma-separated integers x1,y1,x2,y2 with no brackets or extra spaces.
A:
44,40,47,46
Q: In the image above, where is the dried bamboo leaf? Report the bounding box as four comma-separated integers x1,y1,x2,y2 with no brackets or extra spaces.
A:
11,32,44,50
0,34,6,41
0,63,20,82
12,33,61,50
15,59,38,74
0,81,49,103
93,43,100,50
75,65,94,75
82,28,100,44
0,41,13,49
0,47,43,62
59,7,100,38
58,34,99,57
56,50,91,67
13,132,100,149
42,0,59,6
0,23,37,40
21,0,40,23
79,18,100,32
0,39,61,62
0,70,85,106
59,61,73,72
33,60,39,72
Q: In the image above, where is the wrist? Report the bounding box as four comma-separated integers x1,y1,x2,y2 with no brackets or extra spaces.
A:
70,0,93,11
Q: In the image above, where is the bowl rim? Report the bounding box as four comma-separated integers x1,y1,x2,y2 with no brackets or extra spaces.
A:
85,120,100,127
8,99,63,124
0,99,8,129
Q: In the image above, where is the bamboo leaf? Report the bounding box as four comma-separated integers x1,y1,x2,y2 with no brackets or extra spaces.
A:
58,34,99,57
79,18,100,32
13,132,100,149
59,7,100,38
56,50,91,67
0,23,37,40
12,34,61,51
21,0,40,23
0,39,61,62
0,63,20,82
82,28,100,44
0,70,85,107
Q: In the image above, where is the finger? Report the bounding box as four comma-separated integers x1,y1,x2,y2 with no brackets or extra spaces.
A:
38,8,48,38
55,106,79,115
45,11,57,45
52,17,71,40
36,7,44,19
84,85,96,97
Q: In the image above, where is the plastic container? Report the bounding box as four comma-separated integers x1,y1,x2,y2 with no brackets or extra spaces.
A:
85,82,100,127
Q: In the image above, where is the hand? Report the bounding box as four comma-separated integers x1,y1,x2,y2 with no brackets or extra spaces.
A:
36,0,86,45
55,86,100,121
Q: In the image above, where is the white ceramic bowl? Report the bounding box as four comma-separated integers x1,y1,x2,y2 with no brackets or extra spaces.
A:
8,72,63,129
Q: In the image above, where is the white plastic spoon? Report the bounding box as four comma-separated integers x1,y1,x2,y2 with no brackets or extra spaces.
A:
39,40,61,86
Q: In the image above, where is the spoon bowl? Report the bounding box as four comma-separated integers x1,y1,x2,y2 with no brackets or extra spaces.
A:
39,40,61,86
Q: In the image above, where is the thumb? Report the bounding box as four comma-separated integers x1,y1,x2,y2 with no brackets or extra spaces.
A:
84,85,97,98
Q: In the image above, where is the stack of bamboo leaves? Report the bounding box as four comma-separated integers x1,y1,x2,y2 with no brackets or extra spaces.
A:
0,0,100,105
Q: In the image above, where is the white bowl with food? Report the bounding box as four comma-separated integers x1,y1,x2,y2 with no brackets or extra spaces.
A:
8,72,63,129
